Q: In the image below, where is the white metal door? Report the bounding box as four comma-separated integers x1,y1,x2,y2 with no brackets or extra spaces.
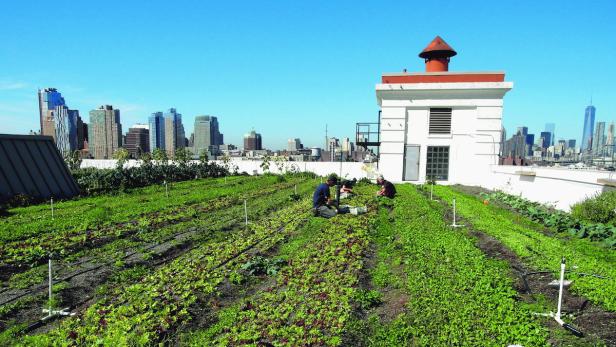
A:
403,145,420,181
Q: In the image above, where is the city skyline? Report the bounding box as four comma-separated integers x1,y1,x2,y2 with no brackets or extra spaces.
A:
1,1,616,148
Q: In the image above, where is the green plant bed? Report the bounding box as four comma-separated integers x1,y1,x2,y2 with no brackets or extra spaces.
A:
434,185,616,312
353,185,548,346
482,190,616,248
16,193,314,345
184,185,377,346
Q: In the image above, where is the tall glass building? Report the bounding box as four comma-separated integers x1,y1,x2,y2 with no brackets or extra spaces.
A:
544,123,555,146
38,88,66,138
581,105,596,152
163,108,185,157
149,112,165,151
193,115,223,156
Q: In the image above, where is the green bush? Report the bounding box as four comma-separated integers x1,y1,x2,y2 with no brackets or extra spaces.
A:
72,162,228,195
571,190,616,225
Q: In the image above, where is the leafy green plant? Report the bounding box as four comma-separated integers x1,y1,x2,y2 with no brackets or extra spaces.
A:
482,190,616,247
240,256,287,276
354,289,382,310
437,185,616,311
571,190,616,225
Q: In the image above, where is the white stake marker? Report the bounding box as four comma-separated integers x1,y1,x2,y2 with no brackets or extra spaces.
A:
50,197,54,220
244,199,248,226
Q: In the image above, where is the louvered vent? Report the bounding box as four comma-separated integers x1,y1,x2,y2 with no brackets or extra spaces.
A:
429,108,452,134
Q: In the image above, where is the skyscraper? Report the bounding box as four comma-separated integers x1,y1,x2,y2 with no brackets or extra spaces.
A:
539,132,552,149
544,123,555,146
53,107,81,155
525,134,535,156
193,115,223,156
38,88,66,139
89,105,122,159
287,138,302,152
592,121,606,156
516,126,528,136
568,139,576,149
125,124,150,158
581,105,596,152
149,112,165,151
244,130,262,150
607,122,615,156
163,108,185,157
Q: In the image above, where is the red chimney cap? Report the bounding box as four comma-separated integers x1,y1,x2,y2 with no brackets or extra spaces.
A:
419,36,457,59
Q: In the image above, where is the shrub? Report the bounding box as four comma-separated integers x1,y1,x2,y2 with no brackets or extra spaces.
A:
571,190,616,225
72,162,228,195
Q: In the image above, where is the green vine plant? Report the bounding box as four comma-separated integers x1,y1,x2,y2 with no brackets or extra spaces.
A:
260,155,271,173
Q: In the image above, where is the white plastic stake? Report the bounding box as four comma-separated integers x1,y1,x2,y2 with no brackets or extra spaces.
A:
164,181,169,198
557,258,566,319
51,197,54,220
225,176,227,184
294,184,297,195
430,184,433,200
244,199,248,226
41,257,75,320
451,198,464,228
48,258,52,313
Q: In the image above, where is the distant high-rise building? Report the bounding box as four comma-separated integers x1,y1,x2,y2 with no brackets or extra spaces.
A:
244,130,262,150
38,88,66,139
287,138,302,152
76,115,86,150
149,112,165,151
125,124,150,158
592,121,606,155
503,132,527,158
194,115,223,156
539,131,552,149
568,139,576,149
499,126,507,157
544,123,555,146
516,126,528,137
89,105,122,159
525,134,535,156
54,107,81,155
342,137,353,153
37,88,82,154
581,105,596,152
164,108,185,157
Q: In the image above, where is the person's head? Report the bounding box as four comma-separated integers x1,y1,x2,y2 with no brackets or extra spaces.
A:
326,174,338,186
376,174,385,184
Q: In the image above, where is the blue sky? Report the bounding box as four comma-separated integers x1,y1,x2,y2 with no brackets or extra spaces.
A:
1,0,615,149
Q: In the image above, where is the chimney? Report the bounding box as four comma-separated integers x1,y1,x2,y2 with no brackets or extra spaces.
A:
418,36,457,72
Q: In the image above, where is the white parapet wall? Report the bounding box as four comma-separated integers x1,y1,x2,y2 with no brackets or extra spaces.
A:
80,159,614,211
80,159,377,180
478,165,616,211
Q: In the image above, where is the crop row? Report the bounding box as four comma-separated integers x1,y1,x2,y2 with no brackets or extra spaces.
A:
433,185,616,312
0,179,318,320
0,175,250,243
17,193,314,345
189,188,376,346
484,190,616,247
0,176,302,267
357,185,548,346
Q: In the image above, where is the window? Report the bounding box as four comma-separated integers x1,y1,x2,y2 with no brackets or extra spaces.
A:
429,108,452,134
426,146,450,180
